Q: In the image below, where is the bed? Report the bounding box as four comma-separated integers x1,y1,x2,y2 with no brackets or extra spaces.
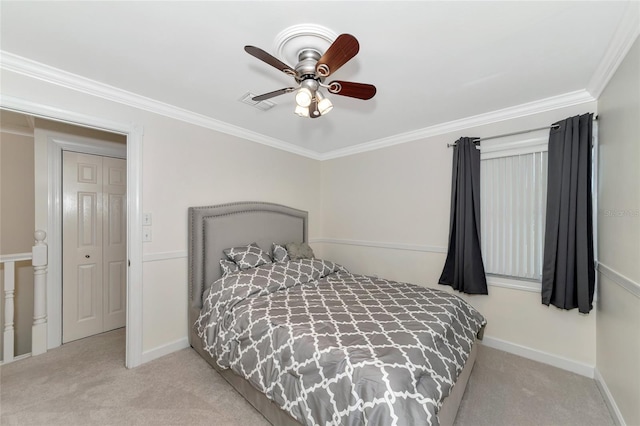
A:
188,201,486,426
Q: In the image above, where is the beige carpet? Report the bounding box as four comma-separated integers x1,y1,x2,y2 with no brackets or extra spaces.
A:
0,329,613,426
455,346,613,426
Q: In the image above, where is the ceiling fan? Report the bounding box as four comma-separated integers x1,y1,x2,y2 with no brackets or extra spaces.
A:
244,34,376,118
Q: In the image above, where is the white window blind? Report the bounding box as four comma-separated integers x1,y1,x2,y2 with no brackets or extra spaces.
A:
480,135,548,281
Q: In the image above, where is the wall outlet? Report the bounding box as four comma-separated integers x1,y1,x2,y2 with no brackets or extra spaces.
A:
142,227,152,242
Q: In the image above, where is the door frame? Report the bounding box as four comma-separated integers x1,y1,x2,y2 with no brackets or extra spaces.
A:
1,95,143,368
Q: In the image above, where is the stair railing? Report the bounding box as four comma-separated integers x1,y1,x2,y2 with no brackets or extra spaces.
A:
1,230,48,363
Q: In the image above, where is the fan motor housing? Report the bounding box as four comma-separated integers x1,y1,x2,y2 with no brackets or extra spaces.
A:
295,49,322,81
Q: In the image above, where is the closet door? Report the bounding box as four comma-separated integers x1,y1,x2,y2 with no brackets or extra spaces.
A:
63,151,104,343
102,156,127,332
62,152,126,343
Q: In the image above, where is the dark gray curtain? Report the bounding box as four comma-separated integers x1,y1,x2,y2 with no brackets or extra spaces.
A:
439,137,488,294
542,113,595,313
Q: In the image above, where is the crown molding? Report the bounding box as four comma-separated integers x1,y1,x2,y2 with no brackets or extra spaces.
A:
587,1,640,98
0,51,322,160
318,89,595,160
1,48,619,162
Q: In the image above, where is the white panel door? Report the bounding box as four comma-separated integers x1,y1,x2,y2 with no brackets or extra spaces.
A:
62,152,126,343
63,152,104,342
102,156,127,332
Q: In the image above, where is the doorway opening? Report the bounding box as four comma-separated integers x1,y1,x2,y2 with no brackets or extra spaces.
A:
0,103,143,368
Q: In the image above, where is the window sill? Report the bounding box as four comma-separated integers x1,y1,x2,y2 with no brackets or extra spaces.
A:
486,275,541,293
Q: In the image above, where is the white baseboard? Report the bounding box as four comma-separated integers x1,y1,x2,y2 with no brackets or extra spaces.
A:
140,337,189,364
0,351,32,365
481,335,595,378
594,368,626,426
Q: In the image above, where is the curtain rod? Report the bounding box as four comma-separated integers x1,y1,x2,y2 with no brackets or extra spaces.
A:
446,124,557,147
447,115,598,148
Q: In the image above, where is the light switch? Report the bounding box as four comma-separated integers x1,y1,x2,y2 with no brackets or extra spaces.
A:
142,227,152,242
143,213,152,226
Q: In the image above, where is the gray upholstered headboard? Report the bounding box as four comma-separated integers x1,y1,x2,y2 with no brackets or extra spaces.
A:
188,201,308,344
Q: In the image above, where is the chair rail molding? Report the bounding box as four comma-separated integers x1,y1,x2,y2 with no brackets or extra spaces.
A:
597,262,640,298
311,237,447,254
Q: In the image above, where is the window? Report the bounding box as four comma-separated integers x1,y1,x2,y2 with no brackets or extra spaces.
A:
480,133,548,281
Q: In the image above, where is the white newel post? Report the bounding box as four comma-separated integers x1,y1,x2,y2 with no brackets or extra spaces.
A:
31,230,48,356
3,261,16,363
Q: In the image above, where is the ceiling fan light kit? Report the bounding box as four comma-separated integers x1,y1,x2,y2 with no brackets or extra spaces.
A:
296,78,318,108
316,92,333,115
294,104,310,118
295,87,313,108
244,26,376,119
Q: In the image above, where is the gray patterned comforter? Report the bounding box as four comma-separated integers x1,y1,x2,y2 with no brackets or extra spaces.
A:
196,259,486,426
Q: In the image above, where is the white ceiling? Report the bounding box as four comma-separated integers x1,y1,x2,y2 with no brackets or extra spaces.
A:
0,1,636,156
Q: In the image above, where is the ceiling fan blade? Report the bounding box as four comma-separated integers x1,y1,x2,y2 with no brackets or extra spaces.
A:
244,46,297,77
316,34,360,77
252,87,296,101
327,81,377,100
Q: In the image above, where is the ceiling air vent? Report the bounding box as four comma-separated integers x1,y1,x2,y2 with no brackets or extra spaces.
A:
239,92,276,111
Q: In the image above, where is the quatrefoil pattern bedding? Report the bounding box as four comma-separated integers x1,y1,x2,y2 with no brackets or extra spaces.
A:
219,259,240,277
223,242,272,270
271,243,290,263
196,259,486,426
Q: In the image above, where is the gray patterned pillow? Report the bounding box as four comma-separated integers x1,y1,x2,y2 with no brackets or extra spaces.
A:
219,259,240,277
272,243,290,263
285,242,315,260
223,242,272,270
